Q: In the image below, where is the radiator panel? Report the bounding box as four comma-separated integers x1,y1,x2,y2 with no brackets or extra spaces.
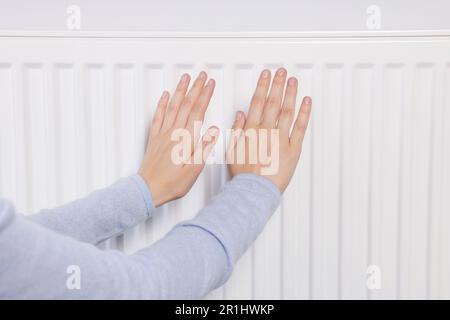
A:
0,34,449,299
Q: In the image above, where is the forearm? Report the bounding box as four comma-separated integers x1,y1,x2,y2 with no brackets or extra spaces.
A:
186,173,281,264
0,174,280,299
0,200,141,298
0,200,226,299
29,174,154,244
133,173,281,298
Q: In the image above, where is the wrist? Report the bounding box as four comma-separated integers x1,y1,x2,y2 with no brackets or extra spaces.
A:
229,168,284,193
147,186,167,208
231,173,282,196
138,173,169,208
129,174,156,215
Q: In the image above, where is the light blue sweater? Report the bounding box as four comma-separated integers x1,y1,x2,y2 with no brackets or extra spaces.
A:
0,173,280,299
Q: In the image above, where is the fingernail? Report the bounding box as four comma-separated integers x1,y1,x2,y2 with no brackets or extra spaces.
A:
207,79,215,87
235,111,242,121
288,77,297,86
261,69,270,78
181,73,189,83
161,91,168,99
277,68,286,76
198,71,206,79
304,96,312,104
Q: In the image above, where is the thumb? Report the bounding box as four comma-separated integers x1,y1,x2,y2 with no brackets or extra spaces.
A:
226,110,246,160
190,126,220,168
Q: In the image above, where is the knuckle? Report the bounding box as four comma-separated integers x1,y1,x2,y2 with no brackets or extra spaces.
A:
188,111,200,122
183,96,194,107
274,74,285,83
167,104,176,112
274,77,282,84
258,76,269,85
267,96,280,107
176,84,185,93
282,107,294,117
251,95,265,107
295,121,306,131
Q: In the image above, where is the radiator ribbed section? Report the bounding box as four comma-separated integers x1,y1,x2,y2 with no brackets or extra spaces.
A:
0,35,449,299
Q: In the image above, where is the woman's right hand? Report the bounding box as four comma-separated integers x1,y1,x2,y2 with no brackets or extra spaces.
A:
227,68,312,193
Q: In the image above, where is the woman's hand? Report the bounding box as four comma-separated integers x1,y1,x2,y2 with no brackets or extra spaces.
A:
139,72,219,207
227,68,312,192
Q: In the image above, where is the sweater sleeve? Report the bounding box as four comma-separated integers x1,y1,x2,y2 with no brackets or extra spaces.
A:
29,174,154,244
0,173,280,299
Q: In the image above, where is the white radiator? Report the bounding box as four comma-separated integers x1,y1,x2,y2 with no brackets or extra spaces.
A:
0,31,449,299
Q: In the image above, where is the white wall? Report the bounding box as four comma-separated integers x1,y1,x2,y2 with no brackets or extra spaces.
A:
0,0,449,31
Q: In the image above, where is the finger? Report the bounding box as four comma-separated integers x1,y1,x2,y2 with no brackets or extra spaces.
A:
186,78,215,143
246,69,271,126
261,67,287,127
161,73,190,131
174,71,207,128
232,111,245,130
277,77,298,137
227,111,246,160
149,91,170,139
290,96,312,151
189,126,220,171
